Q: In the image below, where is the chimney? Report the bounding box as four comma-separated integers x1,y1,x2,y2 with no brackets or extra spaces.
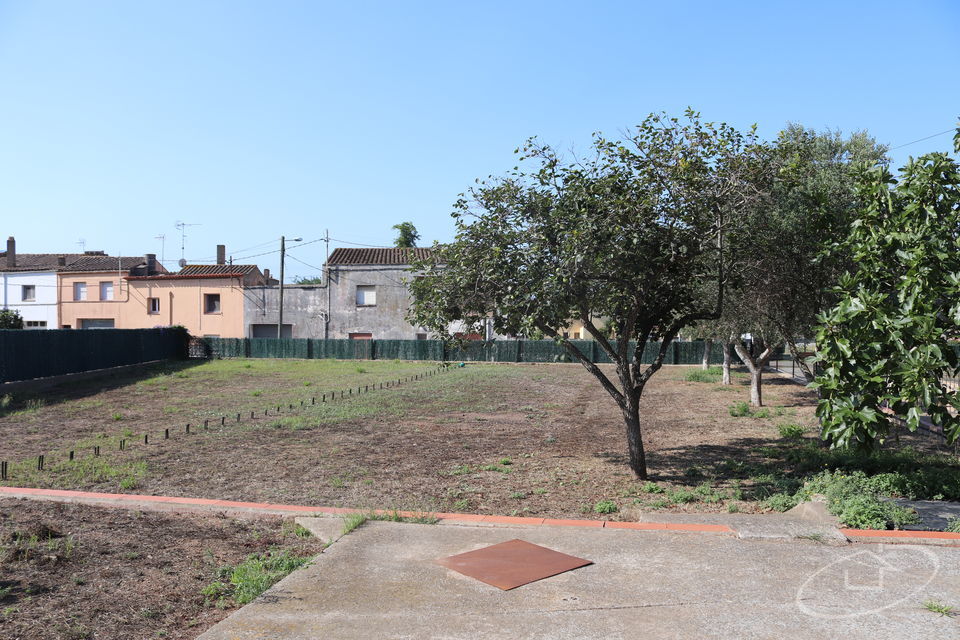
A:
145,254,157,275
263,268,271,280
216,244,226,265
5,237,15,268
57,255,66,267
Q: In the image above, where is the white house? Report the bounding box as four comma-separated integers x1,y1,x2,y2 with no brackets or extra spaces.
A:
0,237,59,329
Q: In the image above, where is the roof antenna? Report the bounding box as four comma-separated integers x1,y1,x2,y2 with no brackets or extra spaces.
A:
76,238,86,252
174,221,200,263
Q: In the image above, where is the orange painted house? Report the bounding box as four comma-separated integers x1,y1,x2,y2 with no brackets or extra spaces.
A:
123,265,268,338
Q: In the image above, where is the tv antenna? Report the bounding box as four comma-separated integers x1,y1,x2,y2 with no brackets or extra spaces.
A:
174,221,200,262
154,234,166,265
76,238,86,252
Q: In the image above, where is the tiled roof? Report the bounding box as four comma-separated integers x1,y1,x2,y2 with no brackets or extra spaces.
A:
178,264,261,277
327,247,433,265
125,264,260,280
0,253,165,273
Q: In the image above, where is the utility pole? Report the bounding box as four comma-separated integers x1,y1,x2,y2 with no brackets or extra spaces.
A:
278,235,302,339
325,229,331,340
278,236,286,339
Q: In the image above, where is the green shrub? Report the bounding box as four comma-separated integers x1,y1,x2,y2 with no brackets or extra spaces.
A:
728,401,752,417
945,516,960,533
640,481,664,494
593,500,618,514
778,423,805,439
669,489,698,504
766,493,801,512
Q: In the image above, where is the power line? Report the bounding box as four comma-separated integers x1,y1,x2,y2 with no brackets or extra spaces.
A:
889,127,956,151
329,237,392,248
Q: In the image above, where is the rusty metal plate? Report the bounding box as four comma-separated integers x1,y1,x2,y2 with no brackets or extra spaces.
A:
436,539,592,590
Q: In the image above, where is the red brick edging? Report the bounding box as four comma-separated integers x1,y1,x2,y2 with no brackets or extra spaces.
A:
0,486,733,534
840,528,960,541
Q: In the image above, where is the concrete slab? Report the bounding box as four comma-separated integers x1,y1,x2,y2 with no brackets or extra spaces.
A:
198,520,960,640
295,516,346,545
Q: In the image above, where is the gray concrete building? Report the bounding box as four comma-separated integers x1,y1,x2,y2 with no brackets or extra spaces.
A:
242,247,433,339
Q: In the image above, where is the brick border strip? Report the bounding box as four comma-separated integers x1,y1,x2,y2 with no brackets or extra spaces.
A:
841,528,960,543
0,486,733,534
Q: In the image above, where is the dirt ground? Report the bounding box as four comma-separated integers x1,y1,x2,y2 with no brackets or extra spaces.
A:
0,498,324,640
0,358,890,517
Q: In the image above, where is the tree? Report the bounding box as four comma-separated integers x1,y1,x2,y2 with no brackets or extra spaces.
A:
293,276,324,285
813,127,960,448
392,222,420,248
409,110,764,479
693,126,888,405
0,309,24,329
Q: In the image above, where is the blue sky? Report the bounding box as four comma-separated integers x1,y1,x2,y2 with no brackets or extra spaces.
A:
0,1,957,279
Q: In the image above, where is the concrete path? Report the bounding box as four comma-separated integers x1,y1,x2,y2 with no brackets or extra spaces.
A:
199,519,960,640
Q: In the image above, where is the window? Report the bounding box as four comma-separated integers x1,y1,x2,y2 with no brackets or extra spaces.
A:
148,297,160,314
21,285,35,301
99,281,113,301
204,293,221,314
25,321,47,329
416,333,428,340
356,285,376,306
349,332,373,340
79,318,114,329
73,282,87,301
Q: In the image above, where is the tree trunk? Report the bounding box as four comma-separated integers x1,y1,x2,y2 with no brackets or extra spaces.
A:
621,394,648,479
702,339,712,370
733,340,780,407
749,368,762,406
722,342,732,385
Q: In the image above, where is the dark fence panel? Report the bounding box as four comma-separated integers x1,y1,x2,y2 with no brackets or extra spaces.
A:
196,337,725,366
0,328,188,384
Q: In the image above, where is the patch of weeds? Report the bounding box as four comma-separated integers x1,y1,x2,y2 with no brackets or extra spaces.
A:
250,390,263,397
510,491,527,500
778,423,806,439
694,482,724,503
452,498,471,511
368,510,439,525
329,476,348,488
922,599,955,617
685,367,721,383
479,464,510,473
544,435,557,444
281,521,312,538
355,366,367,374
945,516,960,533
752,408,771,419
640,481,664,493
726,503,740,513
111,412,124,421
646,498,672,510
341,513,368,535
683,466,704,479
765,493,801,512
498,457,513,466
303,381,312,386
669,488,698,504
532,487,549,495
593,500,618,514
729,401,752,417
447,464,474,476
203,548,312,607
795,533,825,543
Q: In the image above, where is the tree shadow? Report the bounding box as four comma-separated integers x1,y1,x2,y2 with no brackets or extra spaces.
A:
0,359,206,411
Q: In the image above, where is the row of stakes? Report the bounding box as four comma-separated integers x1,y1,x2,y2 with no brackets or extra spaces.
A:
0,363,454,481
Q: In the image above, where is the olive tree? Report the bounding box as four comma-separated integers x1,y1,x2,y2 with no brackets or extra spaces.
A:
409,111,764,479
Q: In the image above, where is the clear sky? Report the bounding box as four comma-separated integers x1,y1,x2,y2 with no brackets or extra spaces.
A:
0,1,957,279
